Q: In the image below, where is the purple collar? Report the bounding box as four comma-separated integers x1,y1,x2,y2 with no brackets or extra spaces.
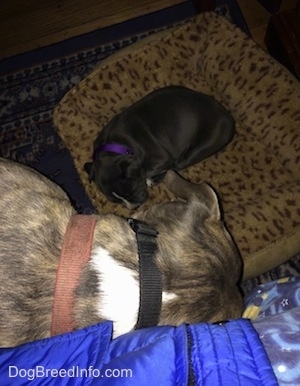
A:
93,143,134,160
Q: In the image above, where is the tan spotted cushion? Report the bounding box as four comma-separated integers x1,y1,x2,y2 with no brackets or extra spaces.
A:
54,12,300,280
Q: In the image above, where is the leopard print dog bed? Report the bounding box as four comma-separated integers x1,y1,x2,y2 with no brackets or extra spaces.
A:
54,12,300,280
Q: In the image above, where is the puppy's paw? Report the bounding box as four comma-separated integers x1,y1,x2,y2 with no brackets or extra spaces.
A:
146,178,155,187
146,173,166,186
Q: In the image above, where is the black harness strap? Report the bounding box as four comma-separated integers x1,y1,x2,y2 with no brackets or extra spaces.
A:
127,218,162,329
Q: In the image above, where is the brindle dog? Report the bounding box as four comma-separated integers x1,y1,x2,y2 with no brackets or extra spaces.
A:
0,158,243,347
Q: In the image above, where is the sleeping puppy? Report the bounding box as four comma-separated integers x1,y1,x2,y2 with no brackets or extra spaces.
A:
0,158,243,347
85,86,235,208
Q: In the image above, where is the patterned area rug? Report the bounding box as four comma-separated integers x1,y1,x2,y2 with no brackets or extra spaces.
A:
0,0,298,291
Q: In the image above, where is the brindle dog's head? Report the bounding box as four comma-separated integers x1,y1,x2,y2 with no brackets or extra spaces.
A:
135,171,244,324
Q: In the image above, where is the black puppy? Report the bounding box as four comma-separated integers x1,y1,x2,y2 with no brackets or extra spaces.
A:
85,86,235,208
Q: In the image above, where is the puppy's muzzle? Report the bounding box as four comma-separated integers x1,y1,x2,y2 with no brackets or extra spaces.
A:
112,190,148,209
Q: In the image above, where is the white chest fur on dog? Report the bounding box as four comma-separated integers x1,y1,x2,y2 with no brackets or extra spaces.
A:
90,246,178,338
90,246,140,337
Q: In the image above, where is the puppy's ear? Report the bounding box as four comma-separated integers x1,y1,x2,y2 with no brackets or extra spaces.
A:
120,157,143,179
165,170,220,221
84,162,96,182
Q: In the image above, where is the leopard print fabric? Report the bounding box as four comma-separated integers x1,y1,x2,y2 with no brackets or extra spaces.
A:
54,12,300,280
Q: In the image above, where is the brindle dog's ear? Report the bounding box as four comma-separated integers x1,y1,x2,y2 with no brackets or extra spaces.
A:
164,170,220,221
84,162,96,182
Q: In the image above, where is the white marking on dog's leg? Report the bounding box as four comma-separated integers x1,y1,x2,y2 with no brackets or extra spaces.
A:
90,247,139,338
146,178,154,187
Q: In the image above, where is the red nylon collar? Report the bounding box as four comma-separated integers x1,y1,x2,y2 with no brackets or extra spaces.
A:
51,214,97,336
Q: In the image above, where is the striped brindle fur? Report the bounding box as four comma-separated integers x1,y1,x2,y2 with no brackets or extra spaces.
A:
0,158,243,347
